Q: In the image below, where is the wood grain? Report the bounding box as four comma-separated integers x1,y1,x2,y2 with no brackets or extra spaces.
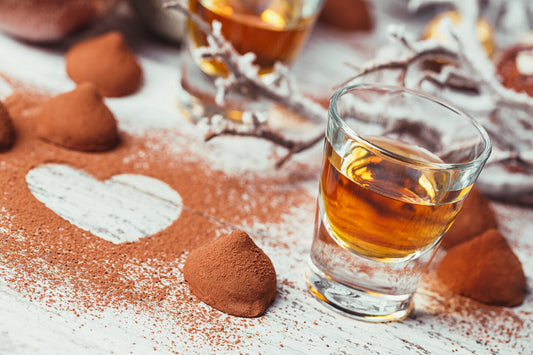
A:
26,164,183,244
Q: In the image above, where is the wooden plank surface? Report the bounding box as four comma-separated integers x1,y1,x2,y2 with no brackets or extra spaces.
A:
0,3,532,354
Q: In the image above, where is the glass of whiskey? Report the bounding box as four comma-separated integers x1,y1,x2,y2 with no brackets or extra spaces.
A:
178,0,324,122
306,84,492,322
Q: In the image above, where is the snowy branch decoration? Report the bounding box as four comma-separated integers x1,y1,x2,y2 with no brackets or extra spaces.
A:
163,1,327,166
164,0,533,202
342,23,533,160
202,114,325,168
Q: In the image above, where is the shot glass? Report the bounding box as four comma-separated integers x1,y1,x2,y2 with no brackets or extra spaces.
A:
306,84,491,322
188,0,325,81
179,0,325,123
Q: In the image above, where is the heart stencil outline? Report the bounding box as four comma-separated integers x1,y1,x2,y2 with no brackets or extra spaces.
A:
26,163,183,244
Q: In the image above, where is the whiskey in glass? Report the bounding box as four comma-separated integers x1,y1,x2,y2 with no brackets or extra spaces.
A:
307,84,491,322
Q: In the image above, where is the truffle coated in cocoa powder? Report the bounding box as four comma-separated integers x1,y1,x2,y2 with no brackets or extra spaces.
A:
183,230,277,318
0,101,15,151
496,44,533,97
438,229,526,307
36,83,118,151
441,186,498,249
319,0,373,31
65,31,142,97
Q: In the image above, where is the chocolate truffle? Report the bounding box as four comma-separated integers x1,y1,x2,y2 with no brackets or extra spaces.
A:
0,101,15,151
442,186,498,249
497,44,533,97
36,83,118,151
319,0,373,31
438,229,526,307
183,230,277,318
65,31,142,97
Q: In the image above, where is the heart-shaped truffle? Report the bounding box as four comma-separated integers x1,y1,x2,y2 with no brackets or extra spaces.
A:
438,229,526,307
36,83,118,151
442,186,498,249
0,101,15,151
184,230,277,318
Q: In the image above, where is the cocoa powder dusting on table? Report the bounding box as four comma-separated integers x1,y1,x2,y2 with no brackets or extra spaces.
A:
1,78,531,352
0,81,312,350
418,269,530,352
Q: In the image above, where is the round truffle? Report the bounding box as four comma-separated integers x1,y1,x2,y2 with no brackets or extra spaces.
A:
319,0,373,31
65,31,142,97
442,186,498,249
36,83,118,151
0,101,16,151
438,229,526,307
497,44,533,97
183,230,277,318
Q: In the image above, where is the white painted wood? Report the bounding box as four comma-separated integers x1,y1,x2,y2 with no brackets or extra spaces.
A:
26,164,183,244
0,3,531,355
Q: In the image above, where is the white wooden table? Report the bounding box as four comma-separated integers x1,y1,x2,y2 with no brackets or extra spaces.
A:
0,3,531,354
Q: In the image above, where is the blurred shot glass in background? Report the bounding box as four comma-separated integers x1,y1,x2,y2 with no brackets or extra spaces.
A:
306,84,492,322
179,0,324,122
188,0,324,81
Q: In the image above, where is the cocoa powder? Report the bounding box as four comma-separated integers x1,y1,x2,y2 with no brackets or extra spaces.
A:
184,230,277,318
0,80,313,350
65,31,143,97
35,83,119,151
0,76,530,352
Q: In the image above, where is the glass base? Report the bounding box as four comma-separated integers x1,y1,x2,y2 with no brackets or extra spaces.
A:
306,260,414,323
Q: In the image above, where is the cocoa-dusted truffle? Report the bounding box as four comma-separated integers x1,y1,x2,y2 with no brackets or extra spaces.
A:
442,186,498,249
0,101,15,151
497,44,533,97
438,229,526,307
65,31,142,97
183,230,277,318
319,0,373,31
36,83,118,151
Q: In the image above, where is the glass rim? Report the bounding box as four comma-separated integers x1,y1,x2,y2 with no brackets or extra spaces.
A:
328,83,492,171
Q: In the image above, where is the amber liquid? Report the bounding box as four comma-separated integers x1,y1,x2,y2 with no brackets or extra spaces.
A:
189,0,318,77
320,138,470,260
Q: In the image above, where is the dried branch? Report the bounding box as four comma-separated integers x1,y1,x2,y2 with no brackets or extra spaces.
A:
163,0,327,167
201,114,324,167
163,0,533,199
163,1,326,125
337,42,458,89
341,10,533,163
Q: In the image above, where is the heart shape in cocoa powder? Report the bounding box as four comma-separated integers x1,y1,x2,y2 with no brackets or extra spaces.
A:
26,164,183,244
